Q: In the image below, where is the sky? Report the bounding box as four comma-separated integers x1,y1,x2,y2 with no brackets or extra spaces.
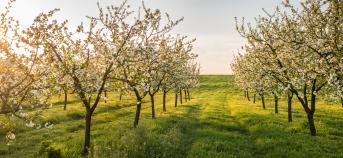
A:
0,0,300,74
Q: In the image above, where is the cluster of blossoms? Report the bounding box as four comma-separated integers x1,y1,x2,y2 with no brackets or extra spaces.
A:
231,0,342,136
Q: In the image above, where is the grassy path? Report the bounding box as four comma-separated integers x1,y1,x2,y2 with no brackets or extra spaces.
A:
179,75,254,158
1,75,343,158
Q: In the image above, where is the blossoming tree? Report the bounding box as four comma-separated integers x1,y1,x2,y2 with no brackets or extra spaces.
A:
233,0,342,136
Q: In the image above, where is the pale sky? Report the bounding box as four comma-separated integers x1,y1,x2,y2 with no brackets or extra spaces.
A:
0,0,300,74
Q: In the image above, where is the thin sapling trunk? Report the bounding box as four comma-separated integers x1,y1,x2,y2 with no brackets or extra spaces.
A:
184,90,187,102
64,88,67,110
260,93,266,109
287,91,293,122
163,90,167,112
274,93,279,114
149,93,156,119
175,91,178,107
179,88,183,104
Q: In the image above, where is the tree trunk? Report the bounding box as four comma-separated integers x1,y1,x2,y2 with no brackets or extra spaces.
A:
261,94,266,109
247,90,250,101
104,90,107,103
64,88,67,110
244,91,247,98
274,94,279,114
179,88,183,104
175,91,178,107
119,92,122,101
187,89,191,101
150,94,156,119
133,98,142,128
307,112,316,136
287,92,293,122
253,93,256,104
163,90,167,112
184,90,187,102
308,92,316,136
341,97,343,107
83,110,92,154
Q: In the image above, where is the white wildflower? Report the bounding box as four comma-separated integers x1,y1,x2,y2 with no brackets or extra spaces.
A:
45,122,54,129
26,121,35,128
36,124,41,129
6,132,16,140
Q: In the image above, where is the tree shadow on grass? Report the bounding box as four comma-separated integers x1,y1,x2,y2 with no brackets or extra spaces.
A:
54,99,81,106
233,112,343,158
94,103,136,114
145,101,255,158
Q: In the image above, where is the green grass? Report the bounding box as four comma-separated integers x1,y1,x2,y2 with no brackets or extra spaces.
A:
0,75,342,157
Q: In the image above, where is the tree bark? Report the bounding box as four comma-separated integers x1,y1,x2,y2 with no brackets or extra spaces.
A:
253,93,256,104
150,93,156,119
307,112,316,136
247,90,250,101
64,88,67,110
308,91,316,136
261,94,266,109
119,92,122,101
291,80,319,136
187,89,191,101
184,90,187,102
179,88,183,104
175,91,178,107
287,91,293,122
134,98,142,128
274,94,279,114
83,110,92,154
104,90,107,103
163,90,167,112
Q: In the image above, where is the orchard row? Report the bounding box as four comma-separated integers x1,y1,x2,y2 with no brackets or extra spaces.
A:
231,0,342,136
0,0,199,153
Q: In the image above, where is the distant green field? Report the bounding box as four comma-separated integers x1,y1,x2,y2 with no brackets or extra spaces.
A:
1,75,342,158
